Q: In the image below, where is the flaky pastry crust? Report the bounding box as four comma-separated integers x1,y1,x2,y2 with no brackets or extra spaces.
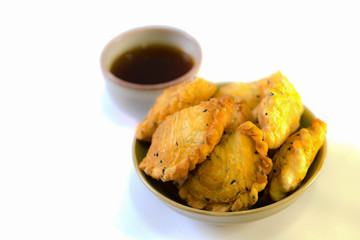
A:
179,121,272,212
136,78,217,142
253,71,304,149
215,77,268,110
139,96,234,181
269,118,327,201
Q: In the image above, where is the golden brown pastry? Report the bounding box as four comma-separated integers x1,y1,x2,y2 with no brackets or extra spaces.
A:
269,118,327,201
226,100,255,133
179,121,272,212
139,96,234,181
215,77,268,110
254,71,304,149
136,77,217,142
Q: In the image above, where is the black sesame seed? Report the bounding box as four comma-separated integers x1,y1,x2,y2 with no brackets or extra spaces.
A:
245,187,249,191
160,160,163,163
288,147,292,151
261,170,265,175
265,112,268,115
205,197,210,202
203,109,208,112
176,141,178,146
254,150,258,154
161,167,166,178
269,92,275,96
231,180,236,184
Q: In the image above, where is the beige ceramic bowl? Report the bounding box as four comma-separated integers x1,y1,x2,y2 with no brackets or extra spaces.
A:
100,25,202,118
132,87,327,224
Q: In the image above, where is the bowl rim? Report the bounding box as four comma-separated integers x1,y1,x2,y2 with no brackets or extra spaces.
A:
100,25,202,91
132,104,327,217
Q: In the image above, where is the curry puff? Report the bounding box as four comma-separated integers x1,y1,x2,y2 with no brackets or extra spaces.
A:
215,71,303,149
179,121,272,212
215,76,268,110
139,96,234,181
136,77,217,142
268,118,327,201
254,71,304,149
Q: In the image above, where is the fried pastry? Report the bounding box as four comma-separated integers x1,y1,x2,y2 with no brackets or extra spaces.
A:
173,100,253,189
254,71,304,149
269,118,327,201
215,77,268,110
226,100,255,134
179,121,272,212
136,77,217,142
139,96,234,181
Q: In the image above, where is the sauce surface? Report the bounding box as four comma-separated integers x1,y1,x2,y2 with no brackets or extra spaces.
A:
110,44,194,85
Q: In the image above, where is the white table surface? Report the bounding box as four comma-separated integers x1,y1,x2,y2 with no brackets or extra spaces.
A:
1,1,359,239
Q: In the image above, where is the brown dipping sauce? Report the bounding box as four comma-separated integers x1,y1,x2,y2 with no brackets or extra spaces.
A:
110,44,194,85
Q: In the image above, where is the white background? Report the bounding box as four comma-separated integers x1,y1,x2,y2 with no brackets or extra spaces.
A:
1,0,360,239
